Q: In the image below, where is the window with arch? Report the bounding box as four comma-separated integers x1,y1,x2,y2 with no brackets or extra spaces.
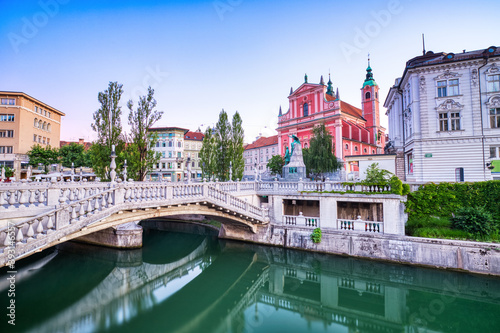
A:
47,123,51,132
365,92,371,100
345,144,349,150
303,103,309,117
354,146,358,152
304,142,308,148
43,122,47,130
364,148,367,153
372,150,375,154
34,118,38,127
38,120,42,128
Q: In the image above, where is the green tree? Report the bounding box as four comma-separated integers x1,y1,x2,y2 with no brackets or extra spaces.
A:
26,145,59,173
214,109,231,181
230,111,245,180
200,127,216,180
90,81,125,179
91,81,124,148
126,87,163,181
306,123,341,180
59,143,91,168
362,162,393,184
267,155,285,176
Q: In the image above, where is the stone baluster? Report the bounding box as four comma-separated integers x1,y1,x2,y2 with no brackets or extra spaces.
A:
8,190,17,206
36,218,44,236
94,197,100,211
46,215,54,232
108,192,114,206
0,191,7,207
71,206,78,222
39,189,46,206
87,199,94,214
79,201,86,217
27,221,35,241
69,188,75,201
3,231,12,246
16,227,24,244
29,189,37,207
101,194,107,208
19,189,29,207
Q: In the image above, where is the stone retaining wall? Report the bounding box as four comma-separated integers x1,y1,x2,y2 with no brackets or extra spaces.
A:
220,224,500,276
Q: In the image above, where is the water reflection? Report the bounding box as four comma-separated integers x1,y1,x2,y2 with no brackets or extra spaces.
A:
1,228,499,333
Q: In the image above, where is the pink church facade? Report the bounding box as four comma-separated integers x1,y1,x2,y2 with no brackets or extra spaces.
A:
277,65,386,173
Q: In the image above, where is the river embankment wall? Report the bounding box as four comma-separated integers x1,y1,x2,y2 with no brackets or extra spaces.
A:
219,224,500,276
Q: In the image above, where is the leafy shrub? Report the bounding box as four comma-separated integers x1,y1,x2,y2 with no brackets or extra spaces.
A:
402,183,410,195
406,216,450,235
310,228,322,243
389,175,403,195
412,227,470,239
4,167,14,178
450,206,497,237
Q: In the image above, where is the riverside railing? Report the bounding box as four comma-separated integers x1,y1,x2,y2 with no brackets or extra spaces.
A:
336,218,384,233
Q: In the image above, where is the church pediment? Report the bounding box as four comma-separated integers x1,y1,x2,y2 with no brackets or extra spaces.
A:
290,83,322,98
436,99,464,110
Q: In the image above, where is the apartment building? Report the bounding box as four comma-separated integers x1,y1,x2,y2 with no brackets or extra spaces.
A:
148,127,189,182
0,91,65,179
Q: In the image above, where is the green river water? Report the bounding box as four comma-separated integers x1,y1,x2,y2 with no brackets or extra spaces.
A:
1,223,500,333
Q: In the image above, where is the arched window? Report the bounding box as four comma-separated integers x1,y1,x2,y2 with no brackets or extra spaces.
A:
43,121,47,130
345,144,349,150
303,103,309,117
34,118,38,127
364,148,367,153
304,143,308,148
47,123,51,132
365,92,371,100
354,146,358,152
39,120,43,128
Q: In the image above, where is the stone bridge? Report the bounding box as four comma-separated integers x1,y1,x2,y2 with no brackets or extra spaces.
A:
0,178,406,268
0,180,273,267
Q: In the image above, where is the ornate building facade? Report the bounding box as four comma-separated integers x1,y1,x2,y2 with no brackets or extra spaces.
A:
277,65,386,175
384,46,500,182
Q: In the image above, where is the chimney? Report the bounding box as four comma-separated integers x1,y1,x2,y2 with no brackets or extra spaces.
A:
79,138,84,145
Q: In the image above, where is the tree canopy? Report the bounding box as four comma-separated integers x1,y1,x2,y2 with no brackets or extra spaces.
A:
59,143,91,168
26,145,59,173
267,155,285,177
304,123,341,180
126,86,163,181
200,127,216,180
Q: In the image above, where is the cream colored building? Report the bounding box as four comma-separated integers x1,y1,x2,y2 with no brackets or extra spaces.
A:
184,130,204,180
0,91,65,179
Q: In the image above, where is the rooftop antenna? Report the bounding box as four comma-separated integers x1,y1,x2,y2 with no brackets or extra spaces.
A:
422,33,426,55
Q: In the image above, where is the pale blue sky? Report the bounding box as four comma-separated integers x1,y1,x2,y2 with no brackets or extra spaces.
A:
1,0,499,142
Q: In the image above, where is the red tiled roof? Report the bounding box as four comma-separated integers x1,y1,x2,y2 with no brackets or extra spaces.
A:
184,131,204,141
60,140,92,150
325,94,336,101
245,135,278,150
340,101,363,119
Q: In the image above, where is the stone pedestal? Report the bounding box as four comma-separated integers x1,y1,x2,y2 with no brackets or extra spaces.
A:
283,144,306,180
